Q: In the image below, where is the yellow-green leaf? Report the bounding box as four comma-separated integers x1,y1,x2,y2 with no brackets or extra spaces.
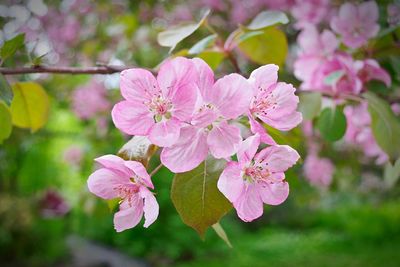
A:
198,50,225,70
10,82,50,133
0,101,12,144
212,222,233,248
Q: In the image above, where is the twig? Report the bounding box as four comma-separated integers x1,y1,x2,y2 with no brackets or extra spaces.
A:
0,65,140,75
226,52,242,74
149,163,163,177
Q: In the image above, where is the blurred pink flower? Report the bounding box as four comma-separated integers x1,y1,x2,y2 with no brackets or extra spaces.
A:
330,1,380,49
72,79,110,120
218,134,300,222
112,57,198,147
63,145,83,166
392,102,400,116
87,155,158,232
39,189,70,218
161,58,253,172
303,154,334,188
344,102,388,164
291,0,331,28
388,3,400,26
357,59,391,88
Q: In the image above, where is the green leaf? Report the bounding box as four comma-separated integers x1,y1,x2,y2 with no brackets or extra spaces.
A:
171,158,232,237
238,27,288,66
10,82,50,133
188,34,217,55
324,70,345,86
157,9,210,52
0,73,13,105
246,11,289,30
317,106,347,142
0,101,12,144
364,92,400,160
0,33,25,61
299,92,322,120
212,222,232,248
198,50,225,70
384,158,400,189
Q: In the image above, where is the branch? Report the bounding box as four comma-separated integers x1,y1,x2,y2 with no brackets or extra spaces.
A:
0,65,136,75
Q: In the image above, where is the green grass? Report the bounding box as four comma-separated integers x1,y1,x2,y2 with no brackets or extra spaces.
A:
177,227,400,267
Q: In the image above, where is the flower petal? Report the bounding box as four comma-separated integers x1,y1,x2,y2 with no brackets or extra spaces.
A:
258,174,289,205
148,118,181,147
111,100,154,136
248,64,279,93
217,161,245,203
237,134,260,164
94,154,133,177
210,74,253,119
255,145,300,172
140,187,159,228
87,168,127,199
124,161,154,189
208,121,242,159
113,198,143,232
234,184,264,222
191,57,214,99
120,68,159,102
170,82,197,122
161,126,208,173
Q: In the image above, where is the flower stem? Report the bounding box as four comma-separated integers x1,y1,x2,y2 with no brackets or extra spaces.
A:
149,163,163,177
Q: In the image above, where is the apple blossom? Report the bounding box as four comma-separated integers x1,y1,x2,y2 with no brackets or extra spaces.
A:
87,155,159,232
303,153,334,189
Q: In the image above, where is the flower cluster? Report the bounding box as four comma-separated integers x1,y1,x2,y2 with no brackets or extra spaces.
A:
88,57,302,230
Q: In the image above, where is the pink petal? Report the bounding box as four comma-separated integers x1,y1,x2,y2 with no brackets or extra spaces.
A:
114,198,143,232
210,74,253,119
217,161,245,203
148,118,181,147
359,1,378,22
320,30,339,54
191,107,218,128
191,57,214,99
124,161,154,189
140,187,159,228
207,121,242,159
258,174,289,205
361,59,391,87
233,184,264,222
111,100,154,136
248,114,277,145
262,111,303,131
120,68,159,102
95,154,133,177
337,3,358,26
255,145,300,172
248,64,279,94
170,82,197,122
237,134,260,164
87,168,128,199
161,126,208,173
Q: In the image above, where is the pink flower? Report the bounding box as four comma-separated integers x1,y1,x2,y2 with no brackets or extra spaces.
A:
87,155,159,232
344,103,388,164
291,0,331,29
303,154,334,188
357,59,391,88
247,65,302,142
72,79,110,120
218,134,299,222
161,58,253,173
112,57,198,147
63,145,83,166
330,1,380,49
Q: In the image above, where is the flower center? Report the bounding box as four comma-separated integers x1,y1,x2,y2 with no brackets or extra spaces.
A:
146,95,173,122
243,165,275,184
251,92,277,117
114,183,139,207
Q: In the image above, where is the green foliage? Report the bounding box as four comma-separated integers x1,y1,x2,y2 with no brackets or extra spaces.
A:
0,74,13,105
384,158,400,188
317,106,347,142
10,82,50,133
188,34,217,55
238,27,288,66
245,10,289,30
171,158,232,237
197,50,225,70
0,101,12,144
212,222,232,248
0,33,25,61
298,92,322,120
157,10,210,52
364,92,400,161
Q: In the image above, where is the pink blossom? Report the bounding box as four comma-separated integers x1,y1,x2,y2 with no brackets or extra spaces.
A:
218,134,300,222
247,64,302,142
392,102,400,116
112,57,198,147
344,103,388,164
72,79,110,120
39,189,70,218
357,59,391,87
63,145,83,166
330,1,380,49
388,3,400,26
87,155,158,232
291,0,331,28
161,58,253,173
303,154,334,188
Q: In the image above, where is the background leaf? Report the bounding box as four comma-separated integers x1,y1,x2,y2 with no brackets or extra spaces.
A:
171,158,232,237
10,82,50,133
198,50,225,70
0,33,25,61
0,74,13,105
317,106,347,142
364,92,400,160
0,101,12,144
212,222,232,248
246,10,289,30
188,34,217,55
238,27,288,66
117,136,157,168
298,92,322,120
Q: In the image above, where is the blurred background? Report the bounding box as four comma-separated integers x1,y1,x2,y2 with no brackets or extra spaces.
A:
1,0,400,266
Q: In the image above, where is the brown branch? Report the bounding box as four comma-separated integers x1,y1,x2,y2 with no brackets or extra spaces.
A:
0,65,135,75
